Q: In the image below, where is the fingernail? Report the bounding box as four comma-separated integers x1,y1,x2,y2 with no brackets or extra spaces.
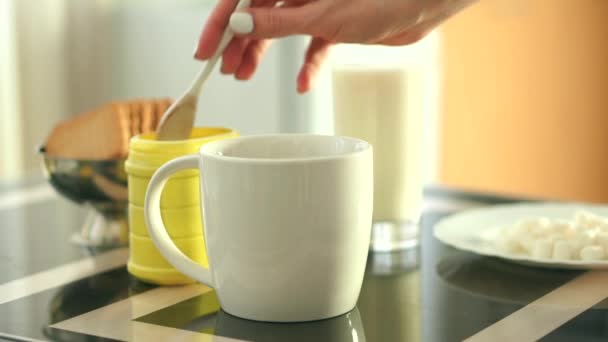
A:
193,42,204,60
229,12,254,35
297,71,308,93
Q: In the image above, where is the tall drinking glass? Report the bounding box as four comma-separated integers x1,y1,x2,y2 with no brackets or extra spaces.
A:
332,47,426,251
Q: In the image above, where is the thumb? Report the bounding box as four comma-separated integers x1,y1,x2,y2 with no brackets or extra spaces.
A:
229,4,320,39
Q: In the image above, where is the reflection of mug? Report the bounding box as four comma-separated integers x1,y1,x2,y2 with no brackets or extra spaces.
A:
215,307,366,342
358,249,420,342
144,135,373,322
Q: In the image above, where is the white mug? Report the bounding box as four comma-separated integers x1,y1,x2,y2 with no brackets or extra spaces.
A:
144,134,373,322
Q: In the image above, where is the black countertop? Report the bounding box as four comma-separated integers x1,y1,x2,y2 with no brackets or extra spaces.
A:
1,183,606,342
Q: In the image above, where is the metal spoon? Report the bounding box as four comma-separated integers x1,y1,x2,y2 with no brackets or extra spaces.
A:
156,0,251,141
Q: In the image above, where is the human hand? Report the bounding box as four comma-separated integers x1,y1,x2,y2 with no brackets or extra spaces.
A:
194,0,477,93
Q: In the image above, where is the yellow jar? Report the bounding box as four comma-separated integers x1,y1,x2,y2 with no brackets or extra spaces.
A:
125,127,238,285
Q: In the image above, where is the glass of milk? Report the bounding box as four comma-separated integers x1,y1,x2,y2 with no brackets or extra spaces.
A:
331,43,433,251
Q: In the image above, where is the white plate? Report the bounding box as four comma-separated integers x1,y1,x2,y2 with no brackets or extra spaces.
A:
433,202,608,270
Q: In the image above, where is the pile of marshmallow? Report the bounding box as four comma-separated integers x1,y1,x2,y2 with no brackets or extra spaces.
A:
496,211,608,261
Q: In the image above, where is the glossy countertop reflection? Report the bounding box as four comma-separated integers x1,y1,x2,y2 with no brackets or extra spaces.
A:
1,183,607,342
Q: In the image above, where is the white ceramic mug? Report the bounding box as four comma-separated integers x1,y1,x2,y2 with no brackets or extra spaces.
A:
144,134,373,322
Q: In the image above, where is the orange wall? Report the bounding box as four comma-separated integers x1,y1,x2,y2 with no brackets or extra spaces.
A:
439,0,608,202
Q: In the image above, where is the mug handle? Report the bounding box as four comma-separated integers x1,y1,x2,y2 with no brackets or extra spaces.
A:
144,154,214,288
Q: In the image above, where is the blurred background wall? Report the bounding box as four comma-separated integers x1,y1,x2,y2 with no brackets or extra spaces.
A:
0,0,439,186
438,0,608,202
2,0,607,204
0,0,285,181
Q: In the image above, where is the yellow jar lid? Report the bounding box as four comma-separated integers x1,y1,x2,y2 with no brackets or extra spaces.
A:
125,127,238,176
130,127,236,156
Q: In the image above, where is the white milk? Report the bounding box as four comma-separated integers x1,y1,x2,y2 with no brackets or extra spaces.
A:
332,66,425,227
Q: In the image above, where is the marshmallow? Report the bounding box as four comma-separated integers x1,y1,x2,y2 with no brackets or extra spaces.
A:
530,223,552,238
552,221,577,239
598,222,608,233
516,218,549,232
497,211,608,261
532,239,553,259
497,237,521,254
595,232,608,251
518,233,536,253
552,240,574,260
579,245,605,261
507,223,530,240
572,231,596,252
574,211,603,230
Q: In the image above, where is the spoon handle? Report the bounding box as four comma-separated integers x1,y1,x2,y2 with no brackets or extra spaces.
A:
187,0,251,97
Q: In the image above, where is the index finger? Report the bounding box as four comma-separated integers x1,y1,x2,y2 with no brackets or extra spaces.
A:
195,0,240,60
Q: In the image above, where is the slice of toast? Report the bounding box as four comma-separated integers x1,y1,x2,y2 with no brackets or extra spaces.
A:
129,100,142,137
45,103,130,160
141,100,155,134
45,98,172,160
